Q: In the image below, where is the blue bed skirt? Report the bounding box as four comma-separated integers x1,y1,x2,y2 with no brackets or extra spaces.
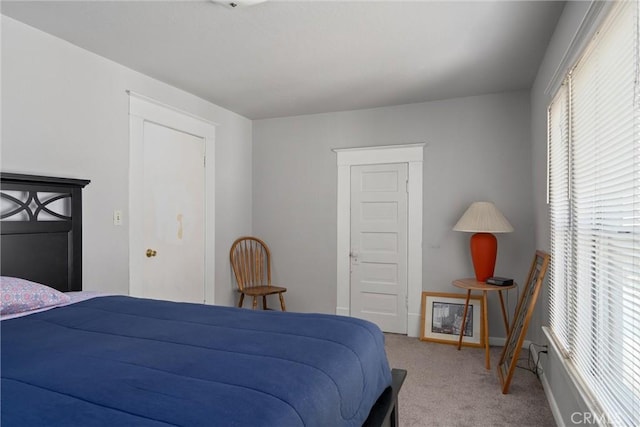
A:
1,296,392,426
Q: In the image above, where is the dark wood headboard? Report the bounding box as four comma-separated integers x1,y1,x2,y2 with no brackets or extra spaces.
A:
1,173,90,292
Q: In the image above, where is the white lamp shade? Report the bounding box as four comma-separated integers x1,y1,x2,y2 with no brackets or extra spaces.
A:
453,201,514,233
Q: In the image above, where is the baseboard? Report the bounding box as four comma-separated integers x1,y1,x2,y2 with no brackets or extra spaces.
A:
407,312,420,338
489,336,532,349
336,306,350,317
538,363,566,427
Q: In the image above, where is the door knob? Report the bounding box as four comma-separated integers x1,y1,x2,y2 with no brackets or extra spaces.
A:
146,249,157,258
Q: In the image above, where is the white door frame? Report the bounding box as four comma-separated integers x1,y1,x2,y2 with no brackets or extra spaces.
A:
333,143,424,337
128,91,217,304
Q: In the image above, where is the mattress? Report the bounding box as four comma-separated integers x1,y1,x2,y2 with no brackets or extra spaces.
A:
1,296,392,426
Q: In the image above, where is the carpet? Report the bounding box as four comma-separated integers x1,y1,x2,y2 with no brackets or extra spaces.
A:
384,333,556,427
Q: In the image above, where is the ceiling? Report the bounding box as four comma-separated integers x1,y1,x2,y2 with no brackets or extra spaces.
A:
1,1,565,120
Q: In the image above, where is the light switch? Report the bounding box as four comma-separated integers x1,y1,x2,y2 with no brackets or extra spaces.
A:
113,210,123,226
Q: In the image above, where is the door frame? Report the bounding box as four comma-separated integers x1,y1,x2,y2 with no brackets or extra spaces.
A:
333,143,424,337
128,91,216,304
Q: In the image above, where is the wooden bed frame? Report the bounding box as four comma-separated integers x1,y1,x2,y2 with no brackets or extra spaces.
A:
0,172,406,427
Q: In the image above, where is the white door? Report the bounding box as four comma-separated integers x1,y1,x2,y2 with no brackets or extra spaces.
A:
136,122,205,302
350,163,408,333
129,94,215,304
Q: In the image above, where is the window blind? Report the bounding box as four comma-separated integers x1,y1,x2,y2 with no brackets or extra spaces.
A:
547,2,639,425
548,84,572,355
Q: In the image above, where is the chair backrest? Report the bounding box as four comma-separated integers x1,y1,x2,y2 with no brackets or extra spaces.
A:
229,236,272,291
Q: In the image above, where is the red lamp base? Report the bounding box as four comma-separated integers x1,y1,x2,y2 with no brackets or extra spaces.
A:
470,233,497,282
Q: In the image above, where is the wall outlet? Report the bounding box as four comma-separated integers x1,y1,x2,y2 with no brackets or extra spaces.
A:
113,210,123,226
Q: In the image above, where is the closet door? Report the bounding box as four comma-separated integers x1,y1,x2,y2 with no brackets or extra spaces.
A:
129,95,214,303
138,122,205,302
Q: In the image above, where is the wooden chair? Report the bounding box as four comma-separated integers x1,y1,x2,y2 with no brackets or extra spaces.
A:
229,236,286,311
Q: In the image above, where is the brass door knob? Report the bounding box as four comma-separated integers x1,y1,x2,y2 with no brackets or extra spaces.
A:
146,249,157,258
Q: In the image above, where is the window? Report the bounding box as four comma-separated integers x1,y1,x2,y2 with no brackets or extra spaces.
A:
547,2,639,425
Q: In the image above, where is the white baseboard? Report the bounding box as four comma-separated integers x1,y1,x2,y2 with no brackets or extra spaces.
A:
488,336,532,348
336,306,349,317
489,336,507,347
530,341,565,427
407,312,420,337
539,364,566,427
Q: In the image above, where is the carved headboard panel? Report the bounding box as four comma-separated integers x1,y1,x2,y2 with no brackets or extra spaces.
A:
1,173,90,292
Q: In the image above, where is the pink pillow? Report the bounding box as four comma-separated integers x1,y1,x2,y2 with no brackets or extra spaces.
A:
0,276,71,315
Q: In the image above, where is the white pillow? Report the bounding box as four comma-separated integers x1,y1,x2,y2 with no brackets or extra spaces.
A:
0,276,71,315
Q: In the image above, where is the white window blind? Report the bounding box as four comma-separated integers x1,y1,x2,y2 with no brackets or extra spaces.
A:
547,2,639,425
548,84,571,353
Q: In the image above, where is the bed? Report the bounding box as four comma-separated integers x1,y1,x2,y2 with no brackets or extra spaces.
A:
0,173,406,427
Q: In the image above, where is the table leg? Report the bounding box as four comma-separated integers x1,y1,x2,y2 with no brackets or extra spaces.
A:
457,290,472,351
483,291,490,370
498,290,510,334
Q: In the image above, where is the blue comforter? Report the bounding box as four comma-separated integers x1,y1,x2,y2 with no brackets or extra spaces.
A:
1,296,392,426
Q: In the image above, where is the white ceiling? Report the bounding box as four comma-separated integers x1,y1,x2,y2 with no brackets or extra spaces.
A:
1,0,565,120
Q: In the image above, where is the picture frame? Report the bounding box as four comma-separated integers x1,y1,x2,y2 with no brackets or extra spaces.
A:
420,292,484,347
497,250,550,394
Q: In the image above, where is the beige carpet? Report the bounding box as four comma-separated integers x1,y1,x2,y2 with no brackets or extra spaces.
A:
384,333,556,427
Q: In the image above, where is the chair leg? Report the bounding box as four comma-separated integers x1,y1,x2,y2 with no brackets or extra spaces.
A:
279,293,286,311
238,293,245,308
252,296,258,309
262,296,268,310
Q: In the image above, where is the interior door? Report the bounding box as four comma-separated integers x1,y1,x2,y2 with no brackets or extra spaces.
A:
132,121,205,303
350,163,408,333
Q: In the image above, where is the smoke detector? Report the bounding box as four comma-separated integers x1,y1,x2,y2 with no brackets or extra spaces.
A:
210,0,268,8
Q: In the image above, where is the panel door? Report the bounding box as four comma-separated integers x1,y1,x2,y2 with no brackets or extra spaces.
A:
350,163,408,333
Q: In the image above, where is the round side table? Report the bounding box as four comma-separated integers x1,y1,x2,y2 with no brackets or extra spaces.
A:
452,278,517,370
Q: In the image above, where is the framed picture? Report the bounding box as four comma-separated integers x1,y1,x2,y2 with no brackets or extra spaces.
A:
420,292,484,347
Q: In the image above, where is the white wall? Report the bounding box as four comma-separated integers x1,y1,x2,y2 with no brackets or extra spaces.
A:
253,91,536,340
530,2,604,425
1,16,252,306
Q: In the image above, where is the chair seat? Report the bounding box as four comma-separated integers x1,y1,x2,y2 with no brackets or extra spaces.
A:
240,286,287,296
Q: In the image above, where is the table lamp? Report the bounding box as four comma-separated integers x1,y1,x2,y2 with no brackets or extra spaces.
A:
453,201,513,282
